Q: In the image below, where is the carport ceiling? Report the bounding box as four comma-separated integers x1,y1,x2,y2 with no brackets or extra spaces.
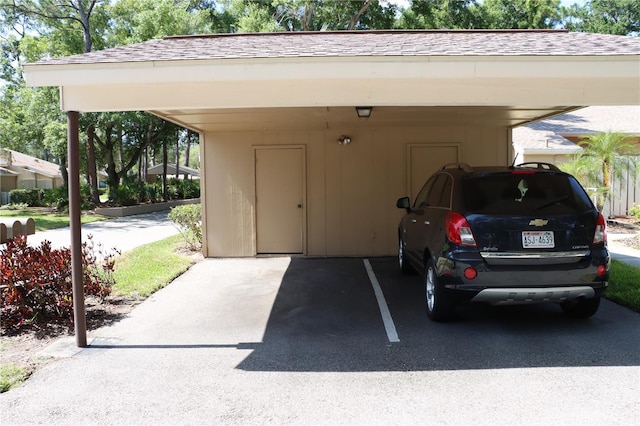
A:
23,30,640,130
150,106,574,132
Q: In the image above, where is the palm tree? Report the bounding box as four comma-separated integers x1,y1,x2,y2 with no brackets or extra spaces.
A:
561,131,639,212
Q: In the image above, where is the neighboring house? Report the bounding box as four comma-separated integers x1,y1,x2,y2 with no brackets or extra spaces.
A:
146,163,200,183
0,149,64,205
513,106,640,217
23,30,640,257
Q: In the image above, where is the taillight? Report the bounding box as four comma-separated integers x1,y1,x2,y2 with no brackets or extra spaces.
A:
592,212,607,245
446,211,477,247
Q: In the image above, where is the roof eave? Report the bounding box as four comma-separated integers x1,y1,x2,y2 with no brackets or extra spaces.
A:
23,54,640,88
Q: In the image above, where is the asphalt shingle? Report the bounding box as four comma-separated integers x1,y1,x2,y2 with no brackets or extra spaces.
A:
514,106,640,151
32,30,640,66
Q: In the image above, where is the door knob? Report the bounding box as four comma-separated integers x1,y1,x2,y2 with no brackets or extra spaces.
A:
297,204,303,208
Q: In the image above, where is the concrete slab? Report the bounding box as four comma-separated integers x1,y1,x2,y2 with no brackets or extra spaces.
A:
37,337,96,359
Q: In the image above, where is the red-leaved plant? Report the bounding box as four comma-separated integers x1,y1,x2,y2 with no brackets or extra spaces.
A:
1,235,119,332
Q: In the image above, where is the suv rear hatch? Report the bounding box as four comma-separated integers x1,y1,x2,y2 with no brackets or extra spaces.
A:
461,171,599,266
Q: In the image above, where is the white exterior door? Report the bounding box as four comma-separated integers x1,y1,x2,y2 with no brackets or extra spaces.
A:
255,147,304,254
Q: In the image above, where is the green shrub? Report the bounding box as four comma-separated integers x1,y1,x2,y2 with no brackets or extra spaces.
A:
41,186,66,207
106,179,199,207
165,182,178,200
8,189,45,207
1,235,118,332
47,185,94,211
144,183,162,203
168,204,202,250
178,179,200,199
109,185,137,206
630,204,640,220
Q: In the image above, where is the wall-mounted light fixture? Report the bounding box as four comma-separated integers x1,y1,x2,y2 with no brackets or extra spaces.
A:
338,135,352,145
356,106,373,118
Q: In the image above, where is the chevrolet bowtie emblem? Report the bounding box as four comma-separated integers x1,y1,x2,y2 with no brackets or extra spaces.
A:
529,219,549,227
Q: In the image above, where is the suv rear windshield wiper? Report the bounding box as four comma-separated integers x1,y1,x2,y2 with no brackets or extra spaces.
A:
535,196,569,211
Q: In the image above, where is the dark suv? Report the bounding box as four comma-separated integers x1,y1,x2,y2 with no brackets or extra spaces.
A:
396,162,609,322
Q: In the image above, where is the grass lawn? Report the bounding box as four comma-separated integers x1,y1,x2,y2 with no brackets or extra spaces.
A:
0,208,106,231
606,259,640,312
112,234,197,297
0,364,29,393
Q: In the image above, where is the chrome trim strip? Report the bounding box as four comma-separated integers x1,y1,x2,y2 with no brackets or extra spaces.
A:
480,251,590,259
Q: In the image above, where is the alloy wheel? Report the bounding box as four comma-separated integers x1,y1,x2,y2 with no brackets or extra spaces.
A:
425,266,435,312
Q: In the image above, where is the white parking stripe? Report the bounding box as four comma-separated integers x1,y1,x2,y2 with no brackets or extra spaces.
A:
363,259,400,343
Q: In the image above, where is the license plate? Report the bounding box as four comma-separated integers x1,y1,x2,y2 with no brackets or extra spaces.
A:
522,231,554,248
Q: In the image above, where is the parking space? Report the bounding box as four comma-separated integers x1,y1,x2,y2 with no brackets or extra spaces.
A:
369,257,640,369
237,257,640,372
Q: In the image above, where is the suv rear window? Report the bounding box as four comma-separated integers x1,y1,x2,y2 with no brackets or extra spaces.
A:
461,172,594,215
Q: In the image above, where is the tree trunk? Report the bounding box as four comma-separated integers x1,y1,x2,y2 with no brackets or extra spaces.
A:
184,131,192,179
118,132,125,172
175,132,180,178
76,0,96,53
348,0,374,29
184,133,191,166
162,140,168,201
143,147,148,182
86,125,101,206
59,157,69,189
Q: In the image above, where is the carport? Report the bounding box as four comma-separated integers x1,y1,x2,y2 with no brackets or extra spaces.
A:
22,29,640,345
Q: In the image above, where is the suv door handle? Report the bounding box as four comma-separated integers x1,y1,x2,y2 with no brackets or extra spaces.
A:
411,219,417,223
424,221,430,225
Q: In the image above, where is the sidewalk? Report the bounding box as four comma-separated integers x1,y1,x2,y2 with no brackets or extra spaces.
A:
25,210,179,253
608,235,640,268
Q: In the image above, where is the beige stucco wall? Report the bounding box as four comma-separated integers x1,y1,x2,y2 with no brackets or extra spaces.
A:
203,113,510,257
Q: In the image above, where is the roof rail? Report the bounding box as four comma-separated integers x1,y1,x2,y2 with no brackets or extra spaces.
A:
514,162,561,172
440,163,474,172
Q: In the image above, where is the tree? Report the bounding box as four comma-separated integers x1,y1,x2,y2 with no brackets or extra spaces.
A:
1,0,110,199
225,0,398,32
107,0,216,45
563,0,639,35
483,0,562,29
561,131,639,211
406,0,484,29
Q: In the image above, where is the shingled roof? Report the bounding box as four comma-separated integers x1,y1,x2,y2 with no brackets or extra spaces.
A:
513,106,640,152
32,30,640,66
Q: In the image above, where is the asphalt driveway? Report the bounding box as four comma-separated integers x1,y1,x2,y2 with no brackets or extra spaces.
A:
1,257,639,425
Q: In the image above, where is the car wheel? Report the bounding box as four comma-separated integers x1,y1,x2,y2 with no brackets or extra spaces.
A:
425,259,454,322
561,296,601,318
398,237,412,274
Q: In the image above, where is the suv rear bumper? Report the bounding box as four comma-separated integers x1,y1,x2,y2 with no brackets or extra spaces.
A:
470,286,596,305
435,248,609,303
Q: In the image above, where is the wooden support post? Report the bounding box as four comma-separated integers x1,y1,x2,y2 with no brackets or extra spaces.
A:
68,111,87,348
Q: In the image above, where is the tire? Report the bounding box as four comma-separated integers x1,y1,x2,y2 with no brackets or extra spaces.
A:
561,296,601,318
425,259,455,322
398,237,413,274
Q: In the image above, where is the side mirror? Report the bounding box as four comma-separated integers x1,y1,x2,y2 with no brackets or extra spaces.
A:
396,197,411,212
